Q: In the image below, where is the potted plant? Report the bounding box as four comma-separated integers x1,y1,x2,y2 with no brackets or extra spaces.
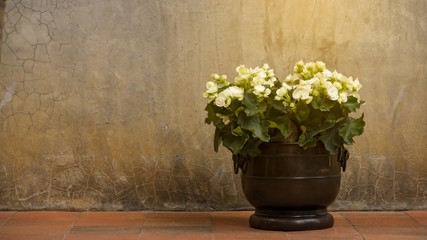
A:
203,60,365,231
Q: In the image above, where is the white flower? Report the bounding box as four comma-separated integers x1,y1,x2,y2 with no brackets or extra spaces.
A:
253,84,271,98
285,73,300,87
254,85,265,92
228,86,244,100
215,95,227,107
322,70,332,78
325,82,339,101
276,87,287,97
258,71,267,79
215,90,232,107
352,78,362,91
305,77,320,86
339,92,348,103
236,65,247,75
206,81,218,93
350,92,360,99
292,85,312,101
221,88,232,98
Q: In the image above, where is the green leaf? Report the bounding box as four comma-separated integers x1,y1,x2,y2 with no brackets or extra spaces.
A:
227,99,242,112
295,101,310,121
325,104,343,123
319,125,343,154
298,130,314,146
232,126,245,136
204,103,217,124
341,96,364,113
302,136,318,149
271,115,291,137
215,118,225,129
311,98,335,111
242,92,267,116
214,127,222,152
237,113,270,142
240,140,262,156
267,95,288,113
222,132,249,154
234,106,245,117
338,114,365,145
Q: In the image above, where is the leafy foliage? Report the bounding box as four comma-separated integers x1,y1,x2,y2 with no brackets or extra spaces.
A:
203,61,365,156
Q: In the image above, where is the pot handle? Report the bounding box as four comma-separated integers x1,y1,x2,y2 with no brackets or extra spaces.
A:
337,146,349,172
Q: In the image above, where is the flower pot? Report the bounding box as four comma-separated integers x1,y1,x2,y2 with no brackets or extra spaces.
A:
234,142,343,231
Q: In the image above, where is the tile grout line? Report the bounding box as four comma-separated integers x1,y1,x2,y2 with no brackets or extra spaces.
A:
339,212,366,240
61,212,81,240
0,211,18,228
210,212,215,240
137,212,146,240
403,211,425,228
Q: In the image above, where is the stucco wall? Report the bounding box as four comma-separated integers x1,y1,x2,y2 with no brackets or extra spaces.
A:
0,0,425,211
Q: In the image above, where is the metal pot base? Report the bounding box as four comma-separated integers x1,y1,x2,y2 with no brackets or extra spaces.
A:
249,210,334,231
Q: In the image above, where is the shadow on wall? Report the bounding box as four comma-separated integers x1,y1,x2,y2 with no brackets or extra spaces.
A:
0,0,5,60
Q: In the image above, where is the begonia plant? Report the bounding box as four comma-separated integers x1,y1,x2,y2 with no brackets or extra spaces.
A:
203,61,365,156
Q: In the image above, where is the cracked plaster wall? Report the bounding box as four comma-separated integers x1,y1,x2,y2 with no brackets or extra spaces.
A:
0,0,425,211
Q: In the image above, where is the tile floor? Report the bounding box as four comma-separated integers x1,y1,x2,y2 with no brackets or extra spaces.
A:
0,211,426,240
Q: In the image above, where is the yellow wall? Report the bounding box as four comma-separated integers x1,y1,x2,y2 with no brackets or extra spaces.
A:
0,0,425,210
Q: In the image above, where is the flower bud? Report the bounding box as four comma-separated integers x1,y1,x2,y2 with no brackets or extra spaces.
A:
315,61,325,71
263,63,269,70
306,62,316,71
333,82,343,90
312,90,319,96
296,60,304,68
211,73,220,80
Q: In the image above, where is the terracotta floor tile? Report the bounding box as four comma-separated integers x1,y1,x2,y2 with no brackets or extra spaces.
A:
70,226,141,234
140,226,212,240
13,211,79,220
330,212,353,227
355,226,427,240
0,224,72,235
144,212,211,226
0,233,66,240
0,219,9,227
66,234,140,240
0,211,425,239
211,211,253,227
66,226,141,240
214,233,288,240
212,211,288,237
3,218,75,227
75,212,144,226
142,225,212,235
285,227,363,240
405,211,427,227
0,215,75,236
342,211,419,227
1,214,72,240
141,234,213,240
0,212,16,218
